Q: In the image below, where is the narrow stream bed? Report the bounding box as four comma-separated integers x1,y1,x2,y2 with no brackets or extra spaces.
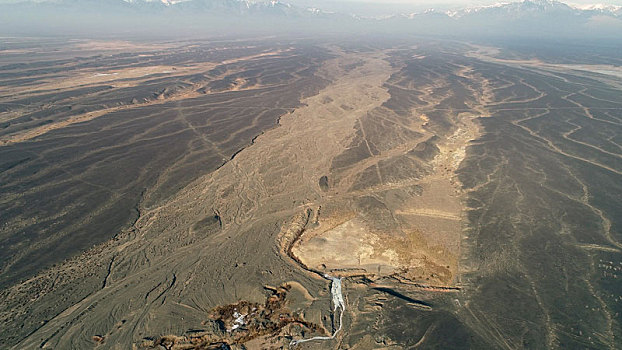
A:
291,274,345,346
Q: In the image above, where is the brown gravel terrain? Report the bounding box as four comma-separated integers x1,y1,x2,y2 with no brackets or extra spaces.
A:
1,38,621,350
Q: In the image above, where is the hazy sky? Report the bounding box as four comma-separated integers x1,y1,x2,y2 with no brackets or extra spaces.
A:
329,0,622,5
0,0,621,4
367,0,618,2
0,0,621,3
286,0,622,14
1,0,621,6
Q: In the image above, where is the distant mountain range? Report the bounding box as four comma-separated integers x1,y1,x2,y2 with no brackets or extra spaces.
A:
1,0,621,39
0,0,338,17
5,0,621,18
442,0,621,18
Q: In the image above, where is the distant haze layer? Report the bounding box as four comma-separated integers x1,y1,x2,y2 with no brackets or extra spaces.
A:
1,0,622,40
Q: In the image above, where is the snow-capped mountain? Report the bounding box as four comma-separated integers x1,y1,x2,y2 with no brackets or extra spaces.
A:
0,0,337,17
573,2,622,17
450,0,569,17
571,3,622,11
3,0,620,18
1,0,621,38
435,0,620,19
